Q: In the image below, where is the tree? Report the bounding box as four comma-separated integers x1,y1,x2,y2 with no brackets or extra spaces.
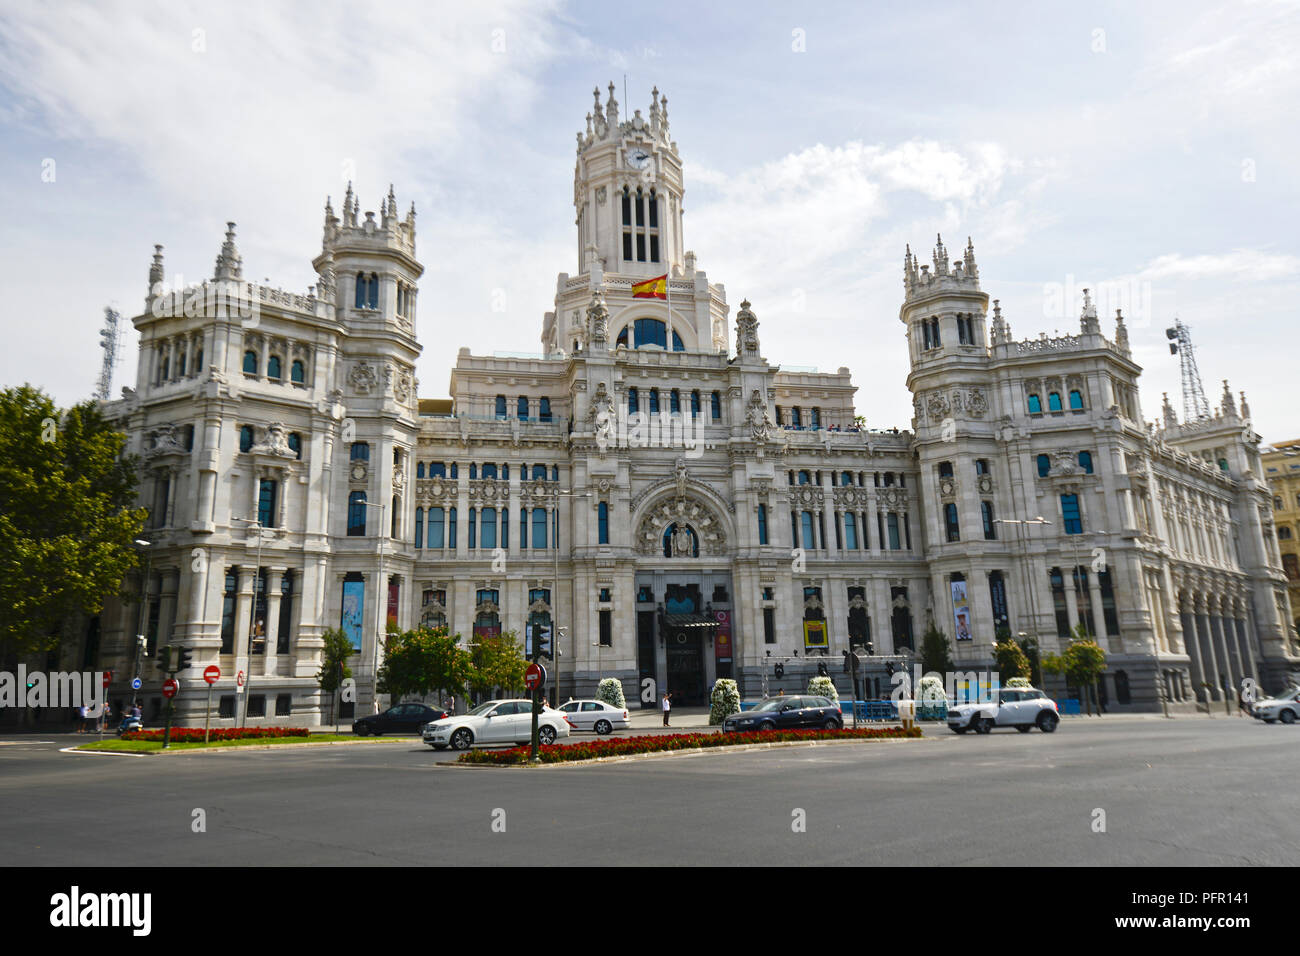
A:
1042,628,1107,716
467,630,527,701
993,639,1032,685
316,628,354,725
0,386,147,660
1014,633,1043,687
378,625,472,706
919,623,954,676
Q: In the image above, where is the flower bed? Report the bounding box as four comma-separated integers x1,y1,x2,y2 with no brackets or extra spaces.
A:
122,727,310,743
457,724,923,765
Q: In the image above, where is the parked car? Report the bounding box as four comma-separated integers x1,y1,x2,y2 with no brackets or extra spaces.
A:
422,699,572,750
1251,685,1300,724
353,702,448,736
722,695,842,733
947,687,1059,734
556,699,630,734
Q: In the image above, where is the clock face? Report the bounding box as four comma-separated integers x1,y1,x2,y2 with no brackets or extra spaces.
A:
629,148,651,170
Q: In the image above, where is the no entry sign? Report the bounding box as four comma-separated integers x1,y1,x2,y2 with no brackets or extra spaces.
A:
162,678,178,699
203,665,221,685
102,670,111,688
525,662,545,690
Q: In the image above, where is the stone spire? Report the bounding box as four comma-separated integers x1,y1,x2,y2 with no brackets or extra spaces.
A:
1221,380,1237,417
963,236,978,279
989,298,1011,345
1080,287,1100,335
1162,392,1179,428
384,184,398,227
932,234,949,276
148,244,164,293
213,222,242,281
322,196,339,250
1240,391,1251,421
343,181,356,228
1114,308,1130,355
605,80,619,127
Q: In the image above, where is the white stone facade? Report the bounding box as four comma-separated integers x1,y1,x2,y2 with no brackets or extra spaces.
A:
93,87,1299,726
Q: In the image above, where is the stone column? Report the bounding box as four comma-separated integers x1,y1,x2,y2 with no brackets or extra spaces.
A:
233,569,255,665
1086,571,1108,646
264,568,284,678
1195,594,1221,701
1179,591,1207,699
158,569,179,658
1062,568,1080,633
1233,601,1257,683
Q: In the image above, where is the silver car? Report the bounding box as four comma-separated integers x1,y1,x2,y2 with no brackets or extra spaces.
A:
556,699,630,734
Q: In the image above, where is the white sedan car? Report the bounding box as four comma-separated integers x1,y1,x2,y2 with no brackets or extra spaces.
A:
556,699,630,734
1251,685,1300,724
422,699,572,750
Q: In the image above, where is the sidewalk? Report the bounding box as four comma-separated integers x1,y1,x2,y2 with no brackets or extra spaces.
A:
627,706,713,731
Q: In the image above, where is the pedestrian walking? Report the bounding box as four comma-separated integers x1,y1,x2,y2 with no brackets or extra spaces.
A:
76,704,87,733
661,691,671,727
100,701,112,733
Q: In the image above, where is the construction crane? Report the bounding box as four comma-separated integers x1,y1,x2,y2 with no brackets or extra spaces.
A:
1165,318,1209,422
94,306,123,402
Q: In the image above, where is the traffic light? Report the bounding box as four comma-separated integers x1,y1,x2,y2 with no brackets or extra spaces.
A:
157,646,172,673
177,647,193,671
774,662,785,679
885,661,895,676
535,625,551,660
866,641,875,656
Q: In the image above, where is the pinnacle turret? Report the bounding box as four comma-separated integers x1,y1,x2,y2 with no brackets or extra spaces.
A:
213,222,242,281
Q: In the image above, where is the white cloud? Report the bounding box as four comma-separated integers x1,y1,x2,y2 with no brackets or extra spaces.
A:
1139,251,1300,281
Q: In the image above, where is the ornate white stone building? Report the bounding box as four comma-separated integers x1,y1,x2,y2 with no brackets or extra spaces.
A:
94,85,1299,726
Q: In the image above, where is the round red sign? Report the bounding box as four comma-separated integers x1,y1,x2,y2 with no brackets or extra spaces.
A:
162,678,179,699
525,662,543,689
102,670,112,688
203,665,221,685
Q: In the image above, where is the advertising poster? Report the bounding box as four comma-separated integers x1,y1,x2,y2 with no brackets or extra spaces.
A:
952,579,972,641
714,610,732,661
341,580,365,651
387,581,400,628
803,619,827,650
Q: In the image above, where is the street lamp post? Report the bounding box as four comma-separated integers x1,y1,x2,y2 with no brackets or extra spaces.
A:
130,538,152,712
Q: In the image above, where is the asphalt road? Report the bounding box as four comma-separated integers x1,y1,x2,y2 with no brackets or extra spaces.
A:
1,717,1295,866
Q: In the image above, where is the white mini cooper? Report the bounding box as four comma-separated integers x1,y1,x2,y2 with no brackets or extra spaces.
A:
947,687,1060,734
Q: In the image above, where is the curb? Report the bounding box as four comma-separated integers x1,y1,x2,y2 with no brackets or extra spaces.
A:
436,733,933,769
66,738,412,757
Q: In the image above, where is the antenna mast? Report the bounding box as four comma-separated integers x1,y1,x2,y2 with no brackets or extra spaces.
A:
94,306,123,401
1164,317,1209,421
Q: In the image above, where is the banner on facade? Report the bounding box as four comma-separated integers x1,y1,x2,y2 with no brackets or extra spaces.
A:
341,580,365,651
803,619,827,650
952,579,972,641
387,581,400,629
714,610,732,661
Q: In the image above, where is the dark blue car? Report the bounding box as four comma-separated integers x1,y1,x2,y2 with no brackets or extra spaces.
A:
722,695,842,733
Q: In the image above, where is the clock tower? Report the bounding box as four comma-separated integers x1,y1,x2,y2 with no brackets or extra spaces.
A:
573,82,685,281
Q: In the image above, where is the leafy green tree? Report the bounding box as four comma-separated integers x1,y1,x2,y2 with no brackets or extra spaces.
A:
467,630,527,701
1014,633,1043,687
378,625,472,705
993,639,1032,685
919,623,954,676
0,386,146,659
1042,628,1107,715
316,628,355,724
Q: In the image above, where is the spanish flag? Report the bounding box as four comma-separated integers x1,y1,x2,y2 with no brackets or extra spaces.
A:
631,273,668,299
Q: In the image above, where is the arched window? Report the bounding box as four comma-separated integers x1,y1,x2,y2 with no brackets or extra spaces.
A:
1048,392,1063,412
1027,394,1042,414
672,331,684,352
598,501,609,544
347,492,367,536
267,355,282,380
291,360,305,384
711,392,722,421
633,318,668,349
1078,451,1094,474
517,396,529,420
1069,389,1084,410
288,433,301,460
616,326,629,348
495,395,507,419
1037,454,1051,477
355,273,365,309
628,388,639,414
662,523,699,557
367,273,378,309
239,425,254,453
243,351,258,375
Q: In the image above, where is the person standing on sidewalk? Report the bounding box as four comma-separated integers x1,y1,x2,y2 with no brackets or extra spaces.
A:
661,691,671,727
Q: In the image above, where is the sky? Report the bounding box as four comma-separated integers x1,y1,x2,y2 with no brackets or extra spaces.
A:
1,0,1297,443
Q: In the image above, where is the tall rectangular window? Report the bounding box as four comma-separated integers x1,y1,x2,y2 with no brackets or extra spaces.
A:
468,508,477,548
539,397,552,422
1061,494,1082,534
520,507,528,549
599,610,612,647
757,504,769,545
220,569,237,654
426,507,444,548
801,511,815,550
887,513,901,550
258,479,277,528
480,507,496,549
414,508,423,548
532,507,547,549
944,502,961,542
598,501,609,544
711,391,721,421
278,571,293,655
347,492,366,536
981,501,996,540
763,607,776,644
844,512,858,549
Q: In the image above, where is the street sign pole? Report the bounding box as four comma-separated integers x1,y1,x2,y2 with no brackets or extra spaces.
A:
525,661,545,763
201,665,220,745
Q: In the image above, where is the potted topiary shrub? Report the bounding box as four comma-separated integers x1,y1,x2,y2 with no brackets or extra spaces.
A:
596,677,626,710
917,674,948,720
807,675,839,701
709,679,741,725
